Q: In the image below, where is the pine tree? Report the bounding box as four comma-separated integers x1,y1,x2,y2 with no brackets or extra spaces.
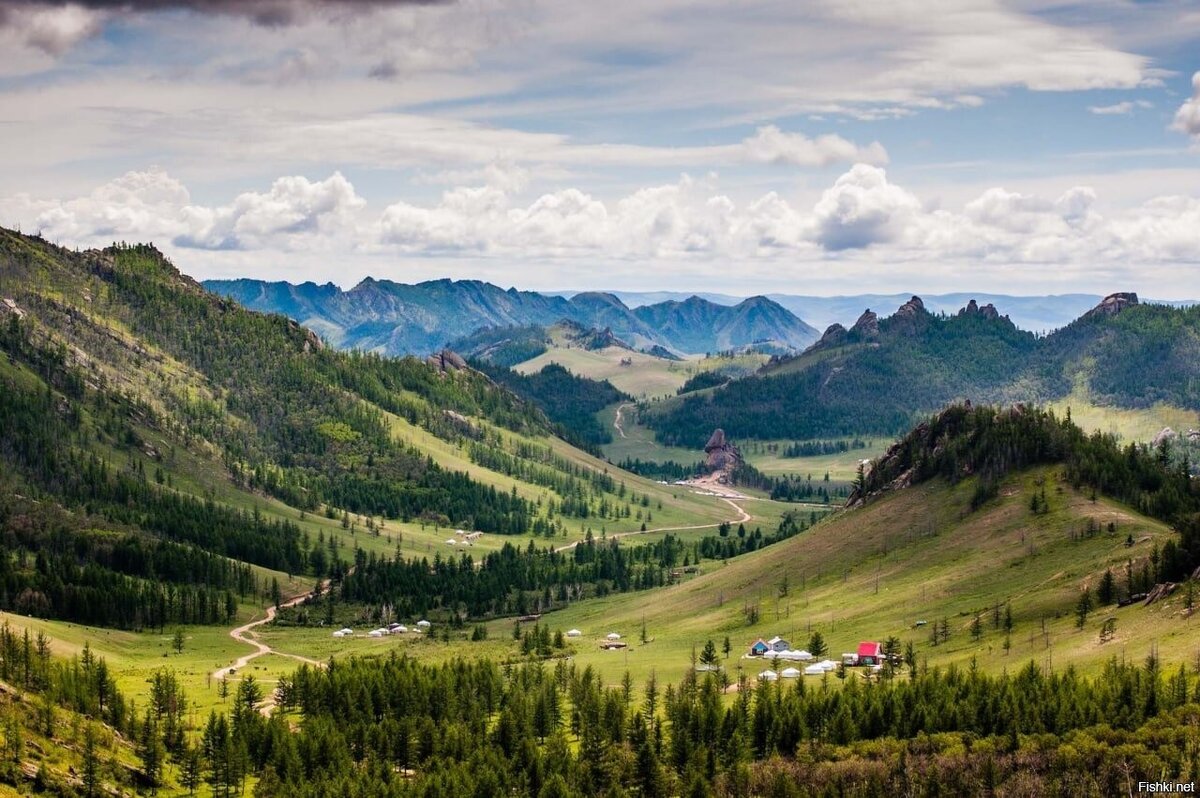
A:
1075,588,1093,630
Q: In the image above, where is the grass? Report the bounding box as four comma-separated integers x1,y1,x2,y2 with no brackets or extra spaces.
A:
740,438,894,481
454,467,1193,691
516,347,768,401
1044,393,1199,444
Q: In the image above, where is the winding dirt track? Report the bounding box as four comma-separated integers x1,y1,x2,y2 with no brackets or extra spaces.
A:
212,585,325,682
554,495,751,553
612,402,635,439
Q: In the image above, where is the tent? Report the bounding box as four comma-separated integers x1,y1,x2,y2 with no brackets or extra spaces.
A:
763,650,780,660
803,663,826,676
332,630,346,638
368,629,384,638
417,620,431,629
780,667,801,679
606,632,621,641
793,650,814,661
566,629,583,637
758,670,778,682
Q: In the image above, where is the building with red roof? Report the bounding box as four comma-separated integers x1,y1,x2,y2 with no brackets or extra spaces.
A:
857,641,883,666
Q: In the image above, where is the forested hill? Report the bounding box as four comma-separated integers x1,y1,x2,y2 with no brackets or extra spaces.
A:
0,228,649,629
644,293,1200,445
849,402,1200,581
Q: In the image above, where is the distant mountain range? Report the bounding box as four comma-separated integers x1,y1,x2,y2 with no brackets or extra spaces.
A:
203,278,821,356
579,291,1198,334
643,292,1200,446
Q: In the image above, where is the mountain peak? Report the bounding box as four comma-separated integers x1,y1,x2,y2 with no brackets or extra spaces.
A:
1084,292,1139,319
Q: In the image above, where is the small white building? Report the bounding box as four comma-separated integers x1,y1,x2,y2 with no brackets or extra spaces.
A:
445,539,457,546
332,630,346,638
368,629,385,638
606,632,621,641
338,627,354,636
780,667,802,679
417,620,431,630
758,670,778,682
566,629,583,638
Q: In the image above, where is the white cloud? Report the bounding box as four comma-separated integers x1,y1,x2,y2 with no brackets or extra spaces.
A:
1089,100,1152,115
0,4,106,56
1,169,365,252
1172,72,1200,140
740,126,888,167
7,164,1200,293
809,165,922,250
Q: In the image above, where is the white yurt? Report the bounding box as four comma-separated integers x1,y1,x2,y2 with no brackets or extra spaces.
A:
758,670,779,682
763,649,780,660
417,620,431,629
606,632,621,641
794,650,814,662
566,629,583,638
780,667,802,679
338,628,354,635
803,663,826,676
368,629,384,638
332,630,346,638
817,659,838,671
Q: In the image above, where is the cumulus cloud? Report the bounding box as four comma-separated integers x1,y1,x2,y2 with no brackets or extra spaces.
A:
1173,72,1200,140
740,126,888,167
1,168,364,251
176,172,365,250
7,164,1200,285
809,165,921,251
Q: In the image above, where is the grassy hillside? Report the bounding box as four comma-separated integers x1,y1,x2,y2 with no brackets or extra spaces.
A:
517,346,768,400
490,466,1188,689
0,228,739,633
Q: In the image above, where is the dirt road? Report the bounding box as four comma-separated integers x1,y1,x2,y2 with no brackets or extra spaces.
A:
612,402,634,439
212,585,325,682
554,495,751,553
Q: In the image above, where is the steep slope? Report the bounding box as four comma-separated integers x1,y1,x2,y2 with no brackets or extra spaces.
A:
646,293,1200,446
0,228,735,630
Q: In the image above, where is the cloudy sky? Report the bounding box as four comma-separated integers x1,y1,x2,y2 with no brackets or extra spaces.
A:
2,0,1199,296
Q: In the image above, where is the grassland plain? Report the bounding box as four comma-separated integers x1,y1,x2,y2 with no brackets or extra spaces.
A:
516,345,769,400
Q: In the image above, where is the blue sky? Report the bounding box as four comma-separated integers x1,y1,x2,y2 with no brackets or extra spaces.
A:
1,0,1198,297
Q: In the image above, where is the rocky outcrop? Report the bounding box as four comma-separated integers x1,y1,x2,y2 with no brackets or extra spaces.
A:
850,309,880,339
894,296,926,319
1083,292,1139,319
959,299,1001,320
1152,427,1176,447
426,349,468,373
704,428,743,472
815,323,848,348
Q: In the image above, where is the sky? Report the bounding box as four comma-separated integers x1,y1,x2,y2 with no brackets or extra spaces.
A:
1,0,1199,297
